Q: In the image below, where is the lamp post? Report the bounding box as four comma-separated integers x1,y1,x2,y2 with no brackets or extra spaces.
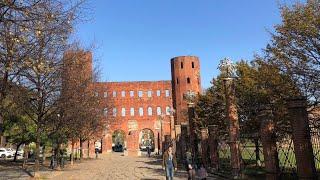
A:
183,90,197,157
156,113,165,154
218,58,241,178
168,108,176,140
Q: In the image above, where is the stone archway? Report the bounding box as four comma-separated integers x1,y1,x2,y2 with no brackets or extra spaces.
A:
112,130,126,152
139,129,155,152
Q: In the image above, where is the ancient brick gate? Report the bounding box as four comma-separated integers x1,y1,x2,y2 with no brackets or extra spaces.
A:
66,54,202,158
101,118,171,156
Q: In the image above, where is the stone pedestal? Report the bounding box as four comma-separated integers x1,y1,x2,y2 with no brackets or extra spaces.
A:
288,97,317,179
102,134,112,153
208,125,219,170
127,130,139,156
259,106,279,180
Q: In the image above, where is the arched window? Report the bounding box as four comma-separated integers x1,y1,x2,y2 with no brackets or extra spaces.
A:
157,107,162,116
139,107,144,116
166,106,170,115
165,90,170,97
121,108,126,117
130,91,134,97
148,107,152,116
113,108,117,117
103,108,108,117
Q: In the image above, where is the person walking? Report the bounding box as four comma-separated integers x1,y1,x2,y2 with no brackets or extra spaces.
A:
186,150,196,180
146,146,151,157
95,148,99,159
162,146,177,180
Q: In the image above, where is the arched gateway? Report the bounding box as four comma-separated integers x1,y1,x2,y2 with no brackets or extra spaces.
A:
67,54,202,157
96,81,174,156
139,129,155,152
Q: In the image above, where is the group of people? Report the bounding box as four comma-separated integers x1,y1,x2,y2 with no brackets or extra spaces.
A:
162,146,208,180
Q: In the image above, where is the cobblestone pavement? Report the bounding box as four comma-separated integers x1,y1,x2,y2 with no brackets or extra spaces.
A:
50,153,219,180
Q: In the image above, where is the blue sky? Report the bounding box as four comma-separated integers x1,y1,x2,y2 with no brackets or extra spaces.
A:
74,0,300,88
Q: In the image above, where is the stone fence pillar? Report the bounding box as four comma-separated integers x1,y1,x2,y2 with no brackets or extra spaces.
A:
208,125,219,170
259,105,279,180
223,78,241,178
287,97,317,179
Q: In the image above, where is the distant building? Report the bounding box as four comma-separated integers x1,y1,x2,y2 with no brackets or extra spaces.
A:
65,52,202,156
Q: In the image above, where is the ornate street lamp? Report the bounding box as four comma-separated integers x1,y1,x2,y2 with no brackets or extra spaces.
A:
218,58,236,79
218,58,241,178
183,90,198,158
183,90,196,106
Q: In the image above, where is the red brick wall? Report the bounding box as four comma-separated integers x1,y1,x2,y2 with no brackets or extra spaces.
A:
171,56,201,125
94,81,173,152
64,52,203,155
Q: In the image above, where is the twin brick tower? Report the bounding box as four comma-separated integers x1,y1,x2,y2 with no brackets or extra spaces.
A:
69,53,201,156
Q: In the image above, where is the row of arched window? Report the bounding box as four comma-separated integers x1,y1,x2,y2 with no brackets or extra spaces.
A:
103,106,171,117
95,89,170,98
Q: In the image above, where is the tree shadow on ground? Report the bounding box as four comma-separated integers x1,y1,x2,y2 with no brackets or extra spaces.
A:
135,157,188,179
0,158,88,178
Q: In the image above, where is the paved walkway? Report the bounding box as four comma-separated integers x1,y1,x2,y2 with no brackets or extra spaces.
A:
49,153,219,180
0,153,221,180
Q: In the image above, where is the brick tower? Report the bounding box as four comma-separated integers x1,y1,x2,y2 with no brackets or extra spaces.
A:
171,56,201,125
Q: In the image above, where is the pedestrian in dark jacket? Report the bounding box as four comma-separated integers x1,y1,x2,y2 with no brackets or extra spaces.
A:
162,146,177,180
186,151,196,180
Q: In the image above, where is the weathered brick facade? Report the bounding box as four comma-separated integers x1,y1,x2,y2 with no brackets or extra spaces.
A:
66,52,202,156
94,81,173,154
171,56,201,125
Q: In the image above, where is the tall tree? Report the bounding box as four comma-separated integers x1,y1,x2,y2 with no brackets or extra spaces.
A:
195,79,228,138
11,1,84,176
60,47,104,163
266,0,320,109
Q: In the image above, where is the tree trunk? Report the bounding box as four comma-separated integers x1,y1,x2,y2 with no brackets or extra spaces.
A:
80,138,83,162
56,143,61,170
87,139,90,158
254,138,261,167
34,128,41,178
70,140,74,166
13,142,23,162
0,115,4,147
